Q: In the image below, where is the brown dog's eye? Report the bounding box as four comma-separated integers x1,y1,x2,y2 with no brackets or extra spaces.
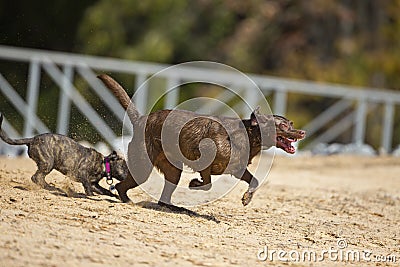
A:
280,124,289,131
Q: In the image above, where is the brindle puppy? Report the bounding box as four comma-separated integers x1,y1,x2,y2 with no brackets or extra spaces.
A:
0,115,128,197
98,74,305,208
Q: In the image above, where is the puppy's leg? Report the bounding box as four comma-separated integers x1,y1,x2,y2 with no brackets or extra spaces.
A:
31,170,52,189
234,169,259,206
81,177,94,196
189,167,212,191
31,160,54,189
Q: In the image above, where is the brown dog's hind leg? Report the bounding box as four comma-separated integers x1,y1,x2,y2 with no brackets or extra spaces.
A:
189,167,212,191
156,154,183,209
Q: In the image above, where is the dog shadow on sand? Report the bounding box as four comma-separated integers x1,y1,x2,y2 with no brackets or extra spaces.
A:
13,184,219,222
13,183,121,203
50,189,121,203
136,201,220,223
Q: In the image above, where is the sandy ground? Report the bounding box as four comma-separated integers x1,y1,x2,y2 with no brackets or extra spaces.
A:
0,154,399,266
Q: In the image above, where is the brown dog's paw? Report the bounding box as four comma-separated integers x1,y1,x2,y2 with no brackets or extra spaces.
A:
189,179,212,191
241,190,254,206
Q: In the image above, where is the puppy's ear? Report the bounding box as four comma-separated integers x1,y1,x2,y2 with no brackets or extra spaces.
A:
109,151,118,160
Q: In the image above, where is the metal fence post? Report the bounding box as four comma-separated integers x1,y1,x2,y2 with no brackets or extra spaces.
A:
244,85,260,115
273,88,287,116
134,74,148,114
24,59,40,136
57,64,73,135
381,101,394,152
164,76,180,109
353,99,367,145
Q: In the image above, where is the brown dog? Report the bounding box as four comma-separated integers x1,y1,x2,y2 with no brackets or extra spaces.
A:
98,74,305,209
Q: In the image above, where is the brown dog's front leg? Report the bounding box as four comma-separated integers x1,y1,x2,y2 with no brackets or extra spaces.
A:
235,169,259,206
115,173,138,203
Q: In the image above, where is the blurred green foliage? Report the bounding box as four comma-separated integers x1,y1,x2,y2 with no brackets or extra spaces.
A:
76,0,400,89
1,0,400,148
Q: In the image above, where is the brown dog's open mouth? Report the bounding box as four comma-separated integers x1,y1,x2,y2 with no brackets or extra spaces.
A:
276,136,297,154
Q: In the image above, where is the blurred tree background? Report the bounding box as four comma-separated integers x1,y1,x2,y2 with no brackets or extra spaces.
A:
1,0,400,148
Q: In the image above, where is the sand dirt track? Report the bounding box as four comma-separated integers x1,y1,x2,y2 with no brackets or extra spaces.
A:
0,155,399,266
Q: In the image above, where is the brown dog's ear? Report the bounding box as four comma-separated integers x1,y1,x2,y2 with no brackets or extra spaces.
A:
250,113,258,126
250,107,260,126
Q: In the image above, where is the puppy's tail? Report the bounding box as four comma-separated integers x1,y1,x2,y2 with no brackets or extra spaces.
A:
0,115,33,145
97,74,140,124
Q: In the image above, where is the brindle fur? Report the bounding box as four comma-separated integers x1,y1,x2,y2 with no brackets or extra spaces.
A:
0,115,128,197
97,74,305,208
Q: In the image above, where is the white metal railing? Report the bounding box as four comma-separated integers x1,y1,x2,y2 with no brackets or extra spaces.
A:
0,45,398,152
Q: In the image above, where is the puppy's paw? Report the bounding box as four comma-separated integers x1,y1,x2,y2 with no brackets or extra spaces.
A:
28,182,43,191
241,190,254,206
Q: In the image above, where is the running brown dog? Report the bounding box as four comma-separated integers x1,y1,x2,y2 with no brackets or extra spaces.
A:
98,74,305,209
0,115,128,197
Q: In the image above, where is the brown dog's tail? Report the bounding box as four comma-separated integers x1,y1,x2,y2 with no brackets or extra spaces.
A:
0,115,33,145
97,74,140,124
